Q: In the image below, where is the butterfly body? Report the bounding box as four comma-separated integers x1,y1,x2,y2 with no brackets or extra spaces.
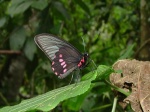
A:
34,33,88,79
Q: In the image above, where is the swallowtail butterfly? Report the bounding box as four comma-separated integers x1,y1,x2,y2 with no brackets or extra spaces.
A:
34,33,88,79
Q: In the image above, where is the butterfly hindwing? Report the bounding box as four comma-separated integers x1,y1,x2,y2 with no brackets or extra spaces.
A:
34,33,83,78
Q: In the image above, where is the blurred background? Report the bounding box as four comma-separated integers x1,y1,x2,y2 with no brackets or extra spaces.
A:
0,0,150,111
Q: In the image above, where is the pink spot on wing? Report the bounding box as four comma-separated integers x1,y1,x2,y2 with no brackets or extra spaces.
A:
59,59,63,62
61,61,66,66
63,69,67,73
63,64,67,68
81,58,85,62
59,54,62,58
52,61,55,65
52,67,54,71
55,72,58,75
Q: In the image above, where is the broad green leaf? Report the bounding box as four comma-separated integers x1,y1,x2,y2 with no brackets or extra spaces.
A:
24,37,37,61
7,0,34,17
96,65,114,80
119,44,135,59
82,70,97,81
9,27,26,50
0,71,97,112
31,0,48,10
62,65,112,111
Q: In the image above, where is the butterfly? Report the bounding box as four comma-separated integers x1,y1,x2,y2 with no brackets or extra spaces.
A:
34,33,89,79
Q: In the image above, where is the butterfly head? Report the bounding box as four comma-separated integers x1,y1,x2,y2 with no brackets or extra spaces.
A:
83,53,89,58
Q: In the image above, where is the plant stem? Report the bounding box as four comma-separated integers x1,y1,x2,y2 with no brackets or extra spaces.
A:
104,79,130,96
111,96,118,112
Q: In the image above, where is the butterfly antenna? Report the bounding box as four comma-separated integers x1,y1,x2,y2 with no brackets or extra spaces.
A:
92,59,97,69
81,36,86,53
89,58,97,70
81,36,97,70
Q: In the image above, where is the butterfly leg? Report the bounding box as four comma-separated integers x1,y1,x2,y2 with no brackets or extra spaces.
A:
73,69,81,87
69,71,75,85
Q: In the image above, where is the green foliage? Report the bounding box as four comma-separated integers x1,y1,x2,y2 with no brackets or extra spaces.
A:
52,1,70,20
74,0,91,16
0,65,114,112
0,17,7,28
9,27,26,50
31,0,48,10
96,65,114,80
7,0,34,17
24,37,37,61
0,0,140,111
0,81,92,111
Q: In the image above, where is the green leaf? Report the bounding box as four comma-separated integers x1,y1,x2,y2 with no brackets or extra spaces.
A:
112,6,127,21
82,93,96,111
7,0,34,17
63,92,88,111
119,44,135,59
0,17,7,28
24,37,37,61
9,27,26,50
0,71,97,112
52,1,70,20
96,65,114,80
74,0,91,16
31,0,48,10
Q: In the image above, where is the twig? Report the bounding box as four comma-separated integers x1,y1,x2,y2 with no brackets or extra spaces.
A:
0,50,21,55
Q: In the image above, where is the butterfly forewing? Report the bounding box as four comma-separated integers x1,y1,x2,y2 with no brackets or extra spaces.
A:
34,33,83,78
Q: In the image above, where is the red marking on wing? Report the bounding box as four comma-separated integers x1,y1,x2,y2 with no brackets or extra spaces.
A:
78,62,82,67
78,57,84,67
77,56,87,69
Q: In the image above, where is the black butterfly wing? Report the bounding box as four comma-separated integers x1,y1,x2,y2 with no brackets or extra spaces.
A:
34,33,82,78
52,47,81,78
